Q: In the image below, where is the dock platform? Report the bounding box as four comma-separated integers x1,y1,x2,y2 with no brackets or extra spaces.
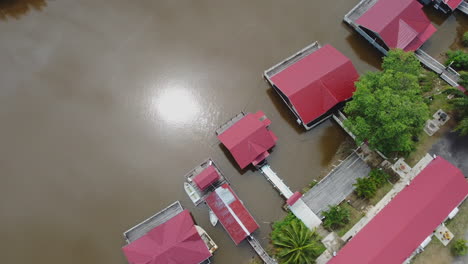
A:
123,201,183,243
459,1,468,14
247,236,278,264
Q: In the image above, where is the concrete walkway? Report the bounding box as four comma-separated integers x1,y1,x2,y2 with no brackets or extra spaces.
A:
303,152,370,216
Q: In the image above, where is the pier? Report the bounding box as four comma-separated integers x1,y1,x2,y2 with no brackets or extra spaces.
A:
260,164,322,230
247,236,278,264
459,1,468,14
344,0,461,87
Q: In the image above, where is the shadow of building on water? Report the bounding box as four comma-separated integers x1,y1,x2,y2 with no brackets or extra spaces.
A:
0,0,46,20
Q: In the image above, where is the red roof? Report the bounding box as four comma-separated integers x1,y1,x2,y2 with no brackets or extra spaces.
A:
205,184,259,245
193,165,220,191
270,45,359,125
218,111,278,169
286,192,303,206
122,210,211,264
329,157,468,264
356,0,437,51
446,0,463,10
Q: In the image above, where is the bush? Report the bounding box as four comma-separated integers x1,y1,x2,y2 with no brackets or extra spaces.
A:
322,205,350,230
419,71,438,92
460,71,468,87
446,50,468,70
463,32,468,47
369,169,390,188
452,239,468,256
354,177,377,199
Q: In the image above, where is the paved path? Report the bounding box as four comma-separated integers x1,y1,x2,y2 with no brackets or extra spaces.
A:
430,131,468,176
302,152,370,216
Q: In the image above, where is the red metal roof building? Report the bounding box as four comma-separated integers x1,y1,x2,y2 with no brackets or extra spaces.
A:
266,44,359,129
424,0,464,12
356,0,437,51
329,157,468,264
205,183,259,245
193,165,221,191
122,210,212,264
217,111,278,169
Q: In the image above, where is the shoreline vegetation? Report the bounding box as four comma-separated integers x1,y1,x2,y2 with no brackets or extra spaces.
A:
259,33,468,264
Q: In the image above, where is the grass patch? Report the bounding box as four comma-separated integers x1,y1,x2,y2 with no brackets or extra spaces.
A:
334,203,365,237
369,182,393,206
406,90,454,167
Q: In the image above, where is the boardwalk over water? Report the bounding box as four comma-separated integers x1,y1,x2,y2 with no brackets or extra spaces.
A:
344,0,462,87
302,152,370,216
247,236,278,264
458,1,468,15
260,164,322,229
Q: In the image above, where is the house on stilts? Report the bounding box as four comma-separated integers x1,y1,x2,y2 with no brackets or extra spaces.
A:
264,42,359,130
344,0,462,87
419,0,468,14
216,111,322,230
122,201,217,264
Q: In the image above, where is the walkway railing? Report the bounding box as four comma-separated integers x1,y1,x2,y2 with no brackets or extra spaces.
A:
259,164,294,199
247,236,278,264
458,1,468,14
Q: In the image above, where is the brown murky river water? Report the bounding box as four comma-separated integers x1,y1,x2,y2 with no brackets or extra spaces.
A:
0,1,466,263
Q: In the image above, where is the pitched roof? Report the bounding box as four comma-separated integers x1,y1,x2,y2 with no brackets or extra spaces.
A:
218,111,278,169
193,165,220,191
445,0,463,10
356,0,437,51
328,157,468,264
269,45,358,125
205,184,259,245
122,210,211,264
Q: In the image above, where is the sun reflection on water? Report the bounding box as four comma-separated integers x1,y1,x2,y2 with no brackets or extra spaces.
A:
152,83,200,126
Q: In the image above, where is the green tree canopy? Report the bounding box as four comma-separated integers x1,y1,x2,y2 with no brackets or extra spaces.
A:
447,87,468,135
344,49,429,154
382,48,422,76
271,215,324,264
322,205,350,231
354,177,377,199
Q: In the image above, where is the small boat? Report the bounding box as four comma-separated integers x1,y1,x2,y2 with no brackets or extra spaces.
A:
184,182,201,204
209,209,218,226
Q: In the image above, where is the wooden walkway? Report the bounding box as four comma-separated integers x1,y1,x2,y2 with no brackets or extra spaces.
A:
458,1,468,15
414,49,460,87
247,236,278,264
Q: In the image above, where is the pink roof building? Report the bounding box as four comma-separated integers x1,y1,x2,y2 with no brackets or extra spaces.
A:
205,184,259,245
217,111,278,169
193,165,221,191
122,210,212,264
427,0,464,12
356,0,437,51
328,157,468,264
265,43,359,129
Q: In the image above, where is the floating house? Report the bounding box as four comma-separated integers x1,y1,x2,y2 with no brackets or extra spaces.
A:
216,111,277,169
328,157,468,264
420,0,465,14
217,111,322,230
356,0,436,52
122,201,217,264
183,159,229,206
205,183,259,245
264,42,359,129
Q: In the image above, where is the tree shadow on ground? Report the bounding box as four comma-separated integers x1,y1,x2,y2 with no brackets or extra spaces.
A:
0,0,47,20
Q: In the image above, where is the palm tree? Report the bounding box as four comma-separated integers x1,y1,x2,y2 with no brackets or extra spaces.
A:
272,219,323,264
